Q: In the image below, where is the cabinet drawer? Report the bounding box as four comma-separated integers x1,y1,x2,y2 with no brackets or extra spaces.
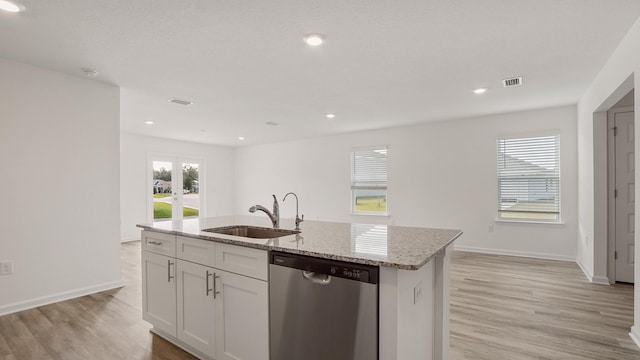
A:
142,231,176,257
215,243,268,281
177,236,216,267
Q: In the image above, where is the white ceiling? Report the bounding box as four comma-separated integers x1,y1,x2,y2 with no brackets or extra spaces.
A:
1,1,640,147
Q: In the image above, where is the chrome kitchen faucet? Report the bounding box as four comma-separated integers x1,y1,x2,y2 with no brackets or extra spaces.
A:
249,194,280,228
283,192,304,230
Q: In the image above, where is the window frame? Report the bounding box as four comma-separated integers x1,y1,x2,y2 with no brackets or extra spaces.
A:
496,134,561,223
350,146,389,216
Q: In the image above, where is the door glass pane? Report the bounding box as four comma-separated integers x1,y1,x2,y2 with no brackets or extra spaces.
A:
182,163,200,218
153,161,173,220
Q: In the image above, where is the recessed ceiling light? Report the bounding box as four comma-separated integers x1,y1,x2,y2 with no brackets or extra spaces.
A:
0,0,24,13
169,98,193,106
144,121,154,125
303,33,326,46
473,88,488,94
238,136,245,140
326,113,336,119
82,68,99,78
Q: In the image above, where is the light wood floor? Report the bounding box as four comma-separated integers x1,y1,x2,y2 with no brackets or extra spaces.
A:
0,242,638,359
450,251,640,360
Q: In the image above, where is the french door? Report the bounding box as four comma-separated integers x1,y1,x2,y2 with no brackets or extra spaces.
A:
149,155,203,222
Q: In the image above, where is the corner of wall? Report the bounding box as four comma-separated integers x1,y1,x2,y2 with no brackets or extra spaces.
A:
630,326,640,349
576,256,594,282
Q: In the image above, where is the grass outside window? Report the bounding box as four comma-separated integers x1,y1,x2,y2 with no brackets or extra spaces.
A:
154,202,199,219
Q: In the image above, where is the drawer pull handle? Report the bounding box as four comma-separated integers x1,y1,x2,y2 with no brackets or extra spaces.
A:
206,271,213,296
148,241,163,245
167,260,174,282
213,273,220,299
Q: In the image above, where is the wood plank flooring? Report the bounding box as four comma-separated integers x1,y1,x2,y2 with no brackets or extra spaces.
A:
0,241,196,360
0,242,638,359
450,251,640,360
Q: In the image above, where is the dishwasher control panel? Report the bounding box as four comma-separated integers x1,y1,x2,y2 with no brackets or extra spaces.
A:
330,266,368,281
271,252,379,284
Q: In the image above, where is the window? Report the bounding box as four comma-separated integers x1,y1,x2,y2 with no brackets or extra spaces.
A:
351,147,388,214
497,135,560,222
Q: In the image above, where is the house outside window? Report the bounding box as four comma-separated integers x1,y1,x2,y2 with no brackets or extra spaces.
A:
497,135,560,222
351,146,388,214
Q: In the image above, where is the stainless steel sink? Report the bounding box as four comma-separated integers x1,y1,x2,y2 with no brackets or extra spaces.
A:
202,225,299,239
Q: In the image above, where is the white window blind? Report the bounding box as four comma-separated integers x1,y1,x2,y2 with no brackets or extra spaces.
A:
497,135,560,222
351,147,388,213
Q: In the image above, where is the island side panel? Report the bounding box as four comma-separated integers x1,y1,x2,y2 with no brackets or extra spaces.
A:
379,267,399,360
433,244,452,360
379,260,435,360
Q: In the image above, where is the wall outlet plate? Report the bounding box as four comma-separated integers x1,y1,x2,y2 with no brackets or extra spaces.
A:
413,281,423,304
0,261,13,275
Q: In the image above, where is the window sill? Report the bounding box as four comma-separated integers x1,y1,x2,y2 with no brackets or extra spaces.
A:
350,212,390,217
495,219,565,225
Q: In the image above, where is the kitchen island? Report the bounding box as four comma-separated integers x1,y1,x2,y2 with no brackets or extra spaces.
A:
138,215,462,360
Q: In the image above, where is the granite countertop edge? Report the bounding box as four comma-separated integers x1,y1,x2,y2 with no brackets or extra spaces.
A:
137,220,462,270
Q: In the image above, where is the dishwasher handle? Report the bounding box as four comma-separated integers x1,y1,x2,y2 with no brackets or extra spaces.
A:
302,270,331,285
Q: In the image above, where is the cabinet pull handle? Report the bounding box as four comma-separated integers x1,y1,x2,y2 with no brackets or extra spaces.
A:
167,260,174,282
213,273,220,299
148,241,163,245
206,271,213,296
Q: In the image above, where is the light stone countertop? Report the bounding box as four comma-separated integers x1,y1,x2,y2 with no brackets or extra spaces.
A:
137,215,462,270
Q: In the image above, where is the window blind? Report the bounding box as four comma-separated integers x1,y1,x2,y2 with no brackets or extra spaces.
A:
497,135,560,222
351,147,388,190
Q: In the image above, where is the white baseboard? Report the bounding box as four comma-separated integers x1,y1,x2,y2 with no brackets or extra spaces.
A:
121,236,141,243
453,245,575,262
574,258,611,285
576,257,594,281
630,326,640,349
0,279,124,316
591,275,611,285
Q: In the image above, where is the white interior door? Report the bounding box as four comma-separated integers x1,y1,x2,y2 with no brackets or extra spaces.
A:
149,155,203,222
613,109,635,283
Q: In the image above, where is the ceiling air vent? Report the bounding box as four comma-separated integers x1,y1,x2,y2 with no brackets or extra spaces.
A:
169,98,193,106
502,77,523,87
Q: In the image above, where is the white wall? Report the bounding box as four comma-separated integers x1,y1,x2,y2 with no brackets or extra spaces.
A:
0,58,121,315
575,16,640,342
235,105,578,260
120,133,235,241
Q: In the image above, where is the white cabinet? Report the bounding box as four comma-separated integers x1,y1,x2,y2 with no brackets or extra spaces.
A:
142,230,269,360
177,259,216,357
142,230,176,257
142,251,177,337
216,270,269,360
178,235,216,267
215,243,268,281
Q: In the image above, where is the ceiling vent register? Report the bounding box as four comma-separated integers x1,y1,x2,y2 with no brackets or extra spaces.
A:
169,98,193,105
502,77,523,87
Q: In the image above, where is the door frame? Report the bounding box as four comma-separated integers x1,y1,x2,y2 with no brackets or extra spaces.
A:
607,106,635,283
147,152,205,223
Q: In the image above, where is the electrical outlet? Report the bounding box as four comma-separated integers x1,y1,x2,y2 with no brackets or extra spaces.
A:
0,261,13,275
413,281,423,304
488,224,494,233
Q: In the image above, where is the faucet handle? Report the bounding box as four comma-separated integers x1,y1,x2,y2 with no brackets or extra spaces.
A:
295,214,304,230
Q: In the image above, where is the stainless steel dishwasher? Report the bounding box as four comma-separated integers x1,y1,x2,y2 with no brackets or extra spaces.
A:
269,251,379,360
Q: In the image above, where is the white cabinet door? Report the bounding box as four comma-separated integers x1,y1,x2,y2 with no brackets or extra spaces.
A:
142,251,177,337
216,270,269,360
177,260,216,357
